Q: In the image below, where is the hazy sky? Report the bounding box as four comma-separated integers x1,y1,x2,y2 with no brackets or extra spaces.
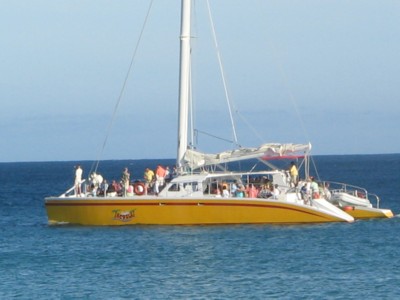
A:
1,0,399,162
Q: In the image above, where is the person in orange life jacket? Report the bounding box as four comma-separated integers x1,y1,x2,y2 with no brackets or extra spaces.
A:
154,165,166,194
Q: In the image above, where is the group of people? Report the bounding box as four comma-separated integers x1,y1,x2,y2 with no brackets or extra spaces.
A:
288,161,331,200
143,165,175,195
287,161,332,202
73,164,176,197
73,161,331,201
208,161,330,202
298,176,331,202
143,165,177,195
74,165,123,197
211,180,281,199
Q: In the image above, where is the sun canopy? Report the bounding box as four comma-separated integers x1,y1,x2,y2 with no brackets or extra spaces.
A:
183,143,311,170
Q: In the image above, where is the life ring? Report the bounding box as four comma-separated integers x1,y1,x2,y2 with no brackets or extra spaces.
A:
134,182,146,196
343,206,355,212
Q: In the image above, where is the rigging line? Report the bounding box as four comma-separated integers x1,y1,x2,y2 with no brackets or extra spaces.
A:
195,129,235,144
266,40,311,144
93,0,154,173
205,0,239,147
310,155,321,181
235,109,268,144
257,157,280,170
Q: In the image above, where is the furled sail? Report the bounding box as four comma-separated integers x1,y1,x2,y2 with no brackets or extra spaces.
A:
183,143,311,169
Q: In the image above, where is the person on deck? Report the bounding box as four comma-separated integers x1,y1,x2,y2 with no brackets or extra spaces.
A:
107,180,121,197
322,182,331,200
90,172,103,196
235,184,245,198
100,180,109,197
310,176,320,199
172,166,178,179
246,184,258,198
121,167,130,197
165,166,172,182
231,180,238,196
258,185,272,198
154,165,166,195
74,165,83,196
272,184,281,199
144,168,155,195
222,185,230,197
289,161,299,187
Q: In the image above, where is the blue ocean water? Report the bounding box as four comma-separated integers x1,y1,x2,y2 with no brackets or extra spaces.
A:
1,155,400,299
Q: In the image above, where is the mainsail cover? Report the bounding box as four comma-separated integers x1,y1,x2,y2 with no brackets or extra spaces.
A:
183,143,311,170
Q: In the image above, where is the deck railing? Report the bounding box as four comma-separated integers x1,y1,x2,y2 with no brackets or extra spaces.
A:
323,181,380,208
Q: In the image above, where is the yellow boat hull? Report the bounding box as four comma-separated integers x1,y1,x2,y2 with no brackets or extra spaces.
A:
342,206,394,219
45,197,352,225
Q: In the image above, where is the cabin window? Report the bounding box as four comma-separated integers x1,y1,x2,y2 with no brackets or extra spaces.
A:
168,182,200,193
183,182,200,192
168,183,180,192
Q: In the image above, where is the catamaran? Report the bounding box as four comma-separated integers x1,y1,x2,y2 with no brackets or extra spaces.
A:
45,0,359,225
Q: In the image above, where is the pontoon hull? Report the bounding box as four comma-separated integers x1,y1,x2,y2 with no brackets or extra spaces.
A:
342,206,394,219
45,197,354,225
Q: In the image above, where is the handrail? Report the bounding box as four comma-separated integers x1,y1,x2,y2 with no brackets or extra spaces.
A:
369,193,381,208
323,180,380,208
323,180,367,194
60,179,86,197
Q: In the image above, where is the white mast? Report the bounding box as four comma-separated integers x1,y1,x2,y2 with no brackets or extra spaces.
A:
177,0,191,169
